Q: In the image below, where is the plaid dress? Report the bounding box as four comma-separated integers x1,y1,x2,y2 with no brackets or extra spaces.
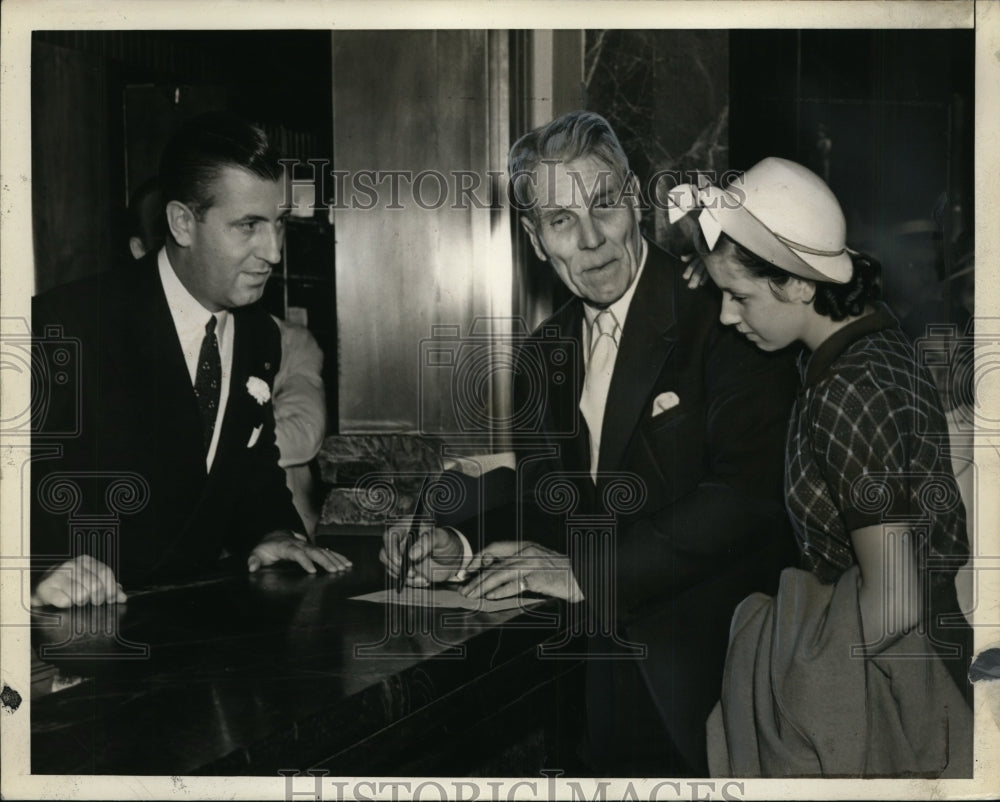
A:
785,304,971,692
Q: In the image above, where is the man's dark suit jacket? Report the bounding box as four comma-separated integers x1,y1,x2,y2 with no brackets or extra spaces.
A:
31,253,303,588
468,239,799,774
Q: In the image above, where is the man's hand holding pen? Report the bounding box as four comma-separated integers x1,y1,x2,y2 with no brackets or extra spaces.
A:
381,519,583,603
379,524,468,588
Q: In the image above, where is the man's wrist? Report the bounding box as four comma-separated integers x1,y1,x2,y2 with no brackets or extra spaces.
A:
259,529,307,544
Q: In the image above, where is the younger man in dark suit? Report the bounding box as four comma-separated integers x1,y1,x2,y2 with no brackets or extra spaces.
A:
31,112,350,608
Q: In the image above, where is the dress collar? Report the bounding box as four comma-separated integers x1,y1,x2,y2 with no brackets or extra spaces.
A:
799,302,900,387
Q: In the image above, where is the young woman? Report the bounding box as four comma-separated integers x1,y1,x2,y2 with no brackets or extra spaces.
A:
669,158,972,777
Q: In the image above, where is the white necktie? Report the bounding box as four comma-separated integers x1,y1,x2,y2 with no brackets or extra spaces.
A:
579,310,619,482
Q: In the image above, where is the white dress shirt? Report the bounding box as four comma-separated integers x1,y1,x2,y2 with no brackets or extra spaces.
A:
578,239,648,474
157,248,234,471
581,238,648,370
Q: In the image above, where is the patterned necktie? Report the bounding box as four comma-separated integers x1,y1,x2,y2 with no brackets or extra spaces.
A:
579,310,619,482
194,315,222,451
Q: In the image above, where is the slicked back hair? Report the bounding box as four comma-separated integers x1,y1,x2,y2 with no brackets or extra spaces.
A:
159,111,282,222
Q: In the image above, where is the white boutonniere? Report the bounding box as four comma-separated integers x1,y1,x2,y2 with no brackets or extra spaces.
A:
246,376,271,405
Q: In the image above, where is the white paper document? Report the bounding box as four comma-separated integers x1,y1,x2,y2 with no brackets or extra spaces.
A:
351,586,543,613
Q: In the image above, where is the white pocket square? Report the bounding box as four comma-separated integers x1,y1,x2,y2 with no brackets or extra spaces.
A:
246,424,263,448
651,392,680,417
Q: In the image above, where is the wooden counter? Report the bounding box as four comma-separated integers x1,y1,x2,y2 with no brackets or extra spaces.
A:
30,529,584,776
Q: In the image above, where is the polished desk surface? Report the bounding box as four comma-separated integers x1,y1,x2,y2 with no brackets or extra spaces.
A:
31,530,579,776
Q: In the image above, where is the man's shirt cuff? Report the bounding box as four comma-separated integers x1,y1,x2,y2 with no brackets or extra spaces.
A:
444,527,474,582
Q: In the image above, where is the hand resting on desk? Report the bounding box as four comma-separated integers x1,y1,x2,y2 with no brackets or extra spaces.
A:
31,555,127,608
460,541,583,603
32,532,352,607
248,530,353,574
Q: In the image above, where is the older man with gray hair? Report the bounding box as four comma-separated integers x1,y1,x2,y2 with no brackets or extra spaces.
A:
384,111,798,775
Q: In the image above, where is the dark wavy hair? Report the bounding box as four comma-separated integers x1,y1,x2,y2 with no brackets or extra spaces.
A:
159,111,282,222
698,232,882,321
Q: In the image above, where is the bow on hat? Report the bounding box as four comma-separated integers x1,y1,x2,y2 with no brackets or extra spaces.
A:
666,180,724,250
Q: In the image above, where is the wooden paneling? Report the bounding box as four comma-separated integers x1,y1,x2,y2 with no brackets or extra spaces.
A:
32,30,334,292
333,31,512,439
34,31,215,84
31,40,117,292
123,84,230,200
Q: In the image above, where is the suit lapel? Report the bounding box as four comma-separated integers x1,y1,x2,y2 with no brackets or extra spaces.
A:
122,256,206,477
207,308,277,481
545,303,589,475
597,244,678,479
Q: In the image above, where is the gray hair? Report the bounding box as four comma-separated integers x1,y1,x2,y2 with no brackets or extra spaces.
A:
507,110,631,218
